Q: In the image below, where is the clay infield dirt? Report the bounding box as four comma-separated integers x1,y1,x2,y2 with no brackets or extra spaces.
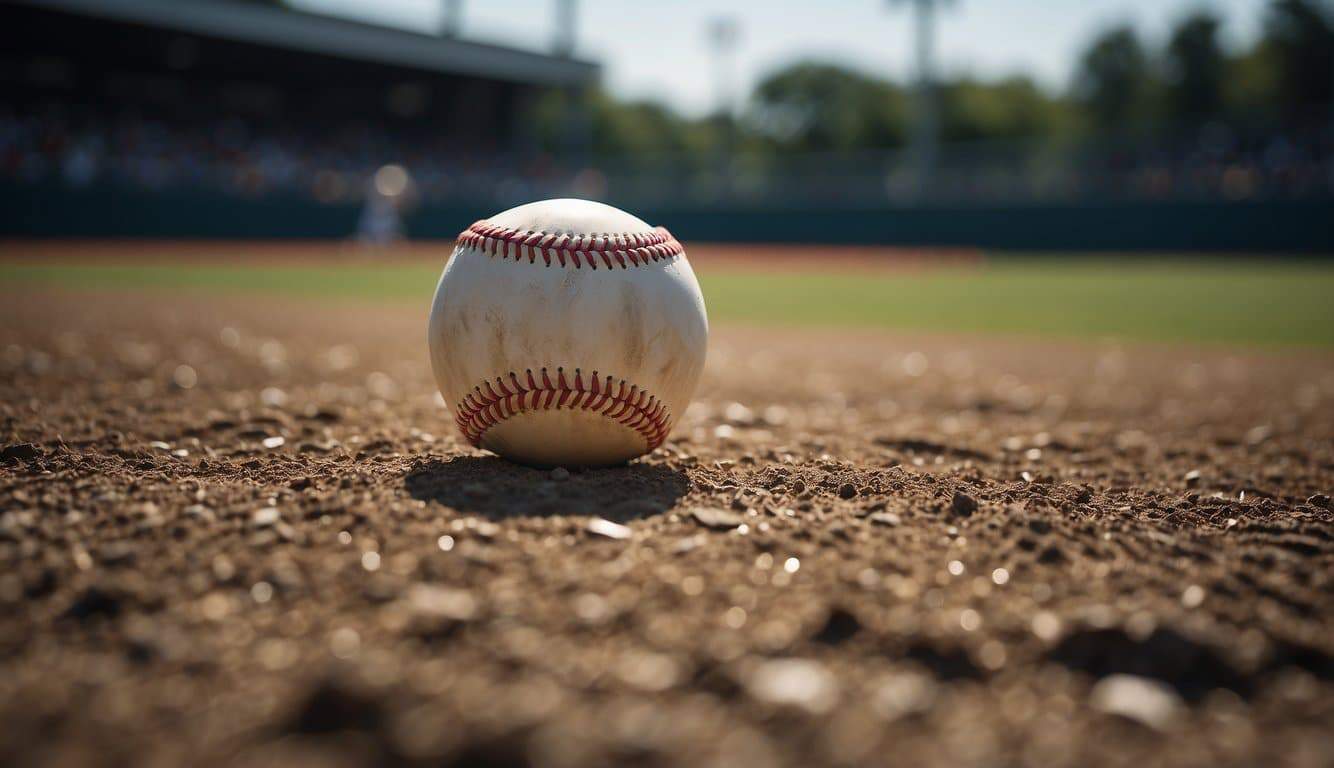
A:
1,287,1332,768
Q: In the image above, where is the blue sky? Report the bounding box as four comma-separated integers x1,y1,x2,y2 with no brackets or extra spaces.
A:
288,0,1271,115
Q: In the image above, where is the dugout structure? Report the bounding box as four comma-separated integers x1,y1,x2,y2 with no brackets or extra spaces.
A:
1,0,598,171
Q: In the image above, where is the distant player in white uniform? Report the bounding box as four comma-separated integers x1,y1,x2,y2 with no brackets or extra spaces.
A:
358,164,414,245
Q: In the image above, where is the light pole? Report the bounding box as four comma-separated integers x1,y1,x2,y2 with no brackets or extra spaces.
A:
707,17,741,120
439,0,462,37
553,0,578,57
890,0,953,199
550,0,587,172
706,17,742,193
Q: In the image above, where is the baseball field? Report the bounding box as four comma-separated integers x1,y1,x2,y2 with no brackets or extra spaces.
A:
2,241,1332,767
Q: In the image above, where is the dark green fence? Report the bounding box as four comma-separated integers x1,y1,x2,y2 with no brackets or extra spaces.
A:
3,183,1331,253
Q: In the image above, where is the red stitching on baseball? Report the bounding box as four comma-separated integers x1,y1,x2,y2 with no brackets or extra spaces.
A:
454,366,672,452
455,221,684,269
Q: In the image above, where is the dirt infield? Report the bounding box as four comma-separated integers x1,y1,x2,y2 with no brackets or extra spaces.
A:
1,290,1331,768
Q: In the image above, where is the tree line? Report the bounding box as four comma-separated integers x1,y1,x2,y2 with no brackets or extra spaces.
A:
534,0,1333,157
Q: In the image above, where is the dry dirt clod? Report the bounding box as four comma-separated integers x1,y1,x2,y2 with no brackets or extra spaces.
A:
1,443,41,463
950,491,978,516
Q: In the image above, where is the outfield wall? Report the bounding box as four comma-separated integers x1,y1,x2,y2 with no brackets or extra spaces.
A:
4,184,1332,253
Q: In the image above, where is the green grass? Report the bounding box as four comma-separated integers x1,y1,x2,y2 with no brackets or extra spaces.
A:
705,259,1334,347
2,257,1332,347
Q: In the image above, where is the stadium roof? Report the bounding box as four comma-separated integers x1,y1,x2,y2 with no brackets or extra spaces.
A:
13,0,600,87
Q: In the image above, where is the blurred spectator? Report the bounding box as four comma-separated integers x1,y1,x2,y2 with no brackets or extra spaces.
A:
1,102,1329,207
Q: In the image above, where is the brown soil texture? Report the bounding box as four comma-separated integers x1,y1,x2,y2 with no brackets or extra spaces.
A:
1,291,1332,768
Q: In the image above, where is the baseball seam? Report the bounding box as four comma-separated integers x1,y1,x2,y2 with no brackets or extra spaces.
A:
456,221,684,269
455,366,672,451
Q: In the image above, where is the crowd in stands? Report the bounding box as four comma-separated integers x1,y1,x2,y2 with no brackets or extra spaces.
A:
2,105,1330,206
0,106,578,204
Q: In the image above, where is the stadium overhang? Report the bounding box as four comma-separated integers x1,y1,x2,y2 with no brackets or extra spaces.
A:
10,0,601,88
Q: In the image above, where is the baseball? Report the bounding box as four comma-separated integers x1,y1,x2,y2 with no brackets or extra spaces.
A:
428,198,709,467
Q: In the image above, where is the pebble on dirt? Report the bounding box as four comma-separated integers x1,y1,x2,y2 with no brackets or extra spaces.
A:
586,517,632,540
869,511,902,526
690,506,744,530
1089,674,1185,731
743,658,839,715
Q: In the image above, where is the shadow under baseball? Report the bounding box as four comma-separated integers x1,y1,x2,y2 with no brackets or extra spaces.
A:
404,455,690,521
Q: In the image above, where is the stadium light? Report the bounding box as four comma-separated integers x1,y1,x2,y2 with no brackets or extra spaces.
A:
889,0,955,198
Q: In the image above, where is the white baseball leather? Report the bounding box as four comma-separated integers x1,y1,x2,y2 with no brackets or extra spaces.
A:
428,199,709,467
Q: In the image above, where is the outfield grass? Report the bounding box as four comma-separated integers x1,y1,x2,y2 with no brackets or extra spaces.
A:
2,257,1332,347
